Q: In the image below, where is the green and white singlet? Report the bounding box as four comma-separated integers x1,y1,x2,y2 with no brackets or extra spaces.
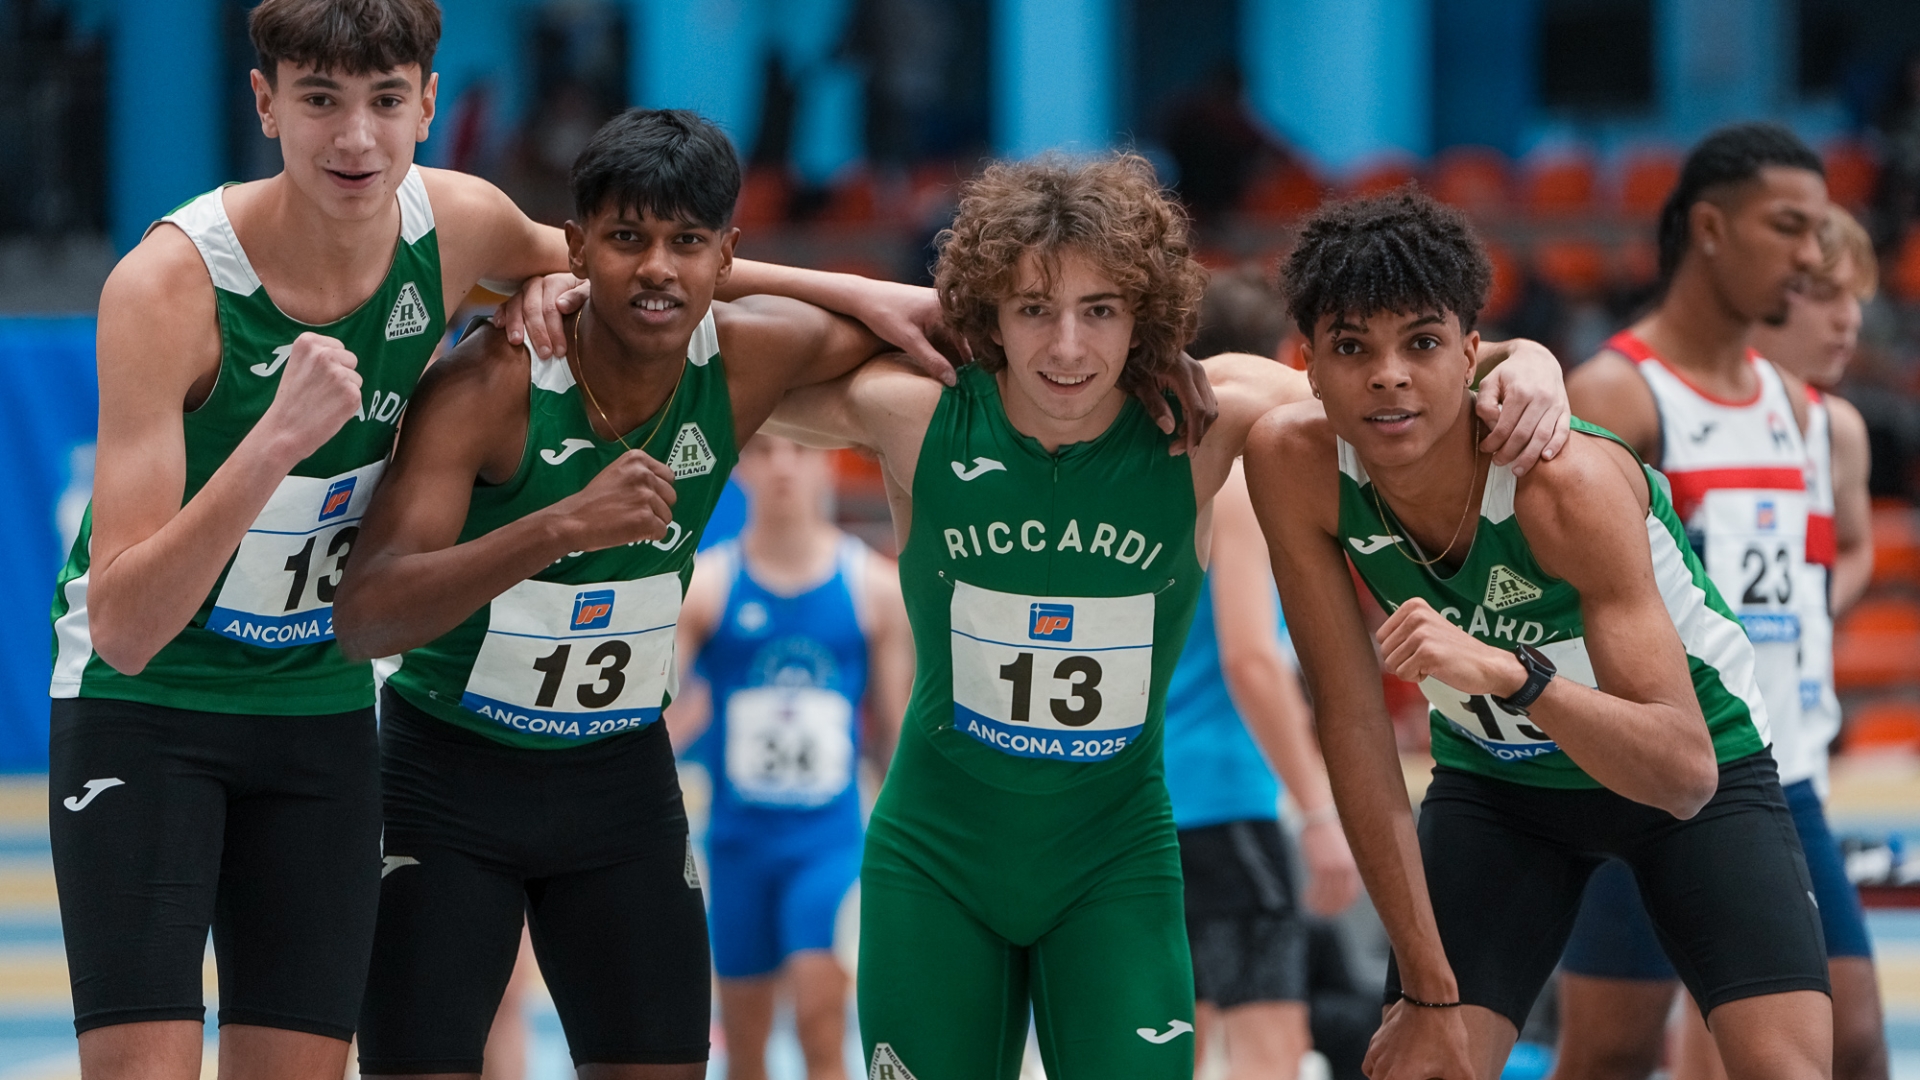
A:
385,313,737,750
1338,418,1768,788
49,170,444,715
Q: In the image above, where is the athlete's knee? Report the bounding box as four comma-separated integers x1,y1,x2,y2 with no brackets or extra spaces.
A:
1831,1007,1888,1080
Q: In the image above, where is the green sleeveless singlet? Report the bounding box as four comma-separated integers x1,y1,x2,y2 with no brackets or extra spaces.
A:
1337,417,1768,788
386,313,737,750
893,363,1205,794
50,170,445,716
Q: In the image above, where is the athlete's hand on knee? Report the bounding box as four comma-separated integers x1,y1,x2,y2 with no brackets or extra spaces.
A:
1475,340,1571,477
1137,351,1218,455
495,272,589,359
1376,598,1527,696
1365,1001,1478,1080
551,451,679,551
261,332,363,462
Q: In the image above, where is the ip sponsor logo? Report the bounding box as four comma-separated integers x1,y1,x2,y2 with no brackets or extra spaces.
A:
318,476,357,522
571,589,616,631
1028,603,1073,642
1756,500,1777,531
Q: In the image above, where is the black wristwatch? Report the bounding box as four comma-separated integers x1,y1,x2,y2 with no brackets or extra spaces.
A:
1493,645,1556,715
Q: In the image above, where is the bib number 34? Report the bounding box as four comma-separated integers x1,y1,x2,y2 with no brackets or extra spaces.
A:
950,582,1152,762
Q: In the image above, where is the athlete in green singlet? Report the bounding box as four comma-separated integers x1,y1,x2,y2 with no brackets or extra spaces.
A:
765,156,1573,1080
1243,190,1833,1080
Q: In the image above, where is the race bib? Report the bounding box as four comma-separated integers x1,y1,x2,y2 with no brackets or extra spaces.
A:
1700,489,1808,645
1424,637,1596,763
460,574,680,740
724,686,855,807
208,462,383,648
950,582,1152,762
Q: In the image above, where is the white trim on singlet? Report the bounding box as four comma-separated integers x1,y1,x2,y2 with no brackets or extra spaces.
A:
529,308,719,395
49,569,91,698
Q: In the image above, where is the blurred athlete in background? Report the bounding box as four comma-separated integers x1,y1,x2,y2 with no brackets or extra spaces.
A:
669,434,913,1080
1550,123,1865,1080
1172,269,1362,1080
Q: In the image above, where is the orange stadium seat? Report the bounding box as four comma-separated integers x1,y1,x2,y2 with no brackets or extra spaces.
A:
1349,157,1422,198
1823,141,1878,210
1871,502,1920,588
1843,698,1920,754
1431,147,1510,214
1834,594,1920,690
1617,148,1681,220
1534,239,1609,298
1893,226,1920,305
1522,155,1597,218
1240,162,1326,221
734,165,790,227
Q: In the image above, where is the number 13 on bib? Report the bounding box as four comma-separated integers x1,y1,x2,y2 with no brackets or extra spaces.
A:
950,582,1153,761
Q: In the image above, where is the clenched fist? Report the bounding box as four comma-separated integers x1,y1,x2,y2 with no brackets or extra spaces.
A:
261,332,364,461
1376,597,1528,697
550,450,679,552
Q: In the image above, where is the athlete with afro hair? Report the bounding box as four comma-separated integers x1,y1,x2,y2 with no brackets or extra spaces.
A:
1244,188,1833,1080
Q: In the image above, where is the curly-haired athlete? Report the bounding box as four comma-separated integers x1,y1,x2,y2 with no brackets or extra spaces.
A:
765,157,1574,1080
1244,188,1832,1080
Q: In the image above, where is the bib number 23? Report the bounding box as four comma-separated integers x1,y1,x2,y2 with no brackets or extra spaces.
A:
950,582,1152,762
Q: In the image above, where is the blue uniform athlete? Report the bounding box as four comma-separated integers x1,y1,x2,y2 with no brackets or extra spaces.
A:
670,435,911,1080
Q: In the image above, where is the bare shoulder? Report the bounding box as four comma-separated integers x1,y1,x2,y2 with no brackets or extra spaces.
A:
713,294,831,357
406,321,530,421
1566,349,1653,411
1242,400,1340,533
1513,429,1648,571
1824,391,1868,447
416,166,517,224
96,224,219,384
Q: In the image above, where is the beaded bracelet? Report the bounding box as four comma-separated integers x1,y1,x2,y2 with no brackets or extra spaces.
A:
1399,991,1464,1009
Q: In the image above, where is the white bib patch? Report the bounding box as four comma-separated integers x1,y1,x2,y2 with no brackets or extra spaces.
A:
1422,637,1597,762
724,686,855,806
209,461,384,648
1700,488,1806,734
460,574,681,740
384,281,432,340
949,582,1153,762
666,423,717,479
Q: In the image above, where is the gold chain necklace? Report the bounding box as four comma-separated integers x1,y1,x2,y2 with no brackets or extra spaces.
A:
1370,419,1484,568
570,312,684,454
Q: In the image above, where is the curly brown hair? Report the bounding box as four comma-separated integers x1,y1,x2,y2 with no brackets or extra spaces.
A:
933,154,1206,393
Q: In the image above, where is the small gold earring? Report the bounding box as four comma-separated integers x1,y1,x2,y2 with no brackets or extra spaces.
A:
1310,385,1321,399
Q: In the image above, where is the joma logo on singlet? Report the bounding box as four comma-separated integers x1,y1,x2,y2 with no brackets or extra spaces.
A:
942,518,1165,570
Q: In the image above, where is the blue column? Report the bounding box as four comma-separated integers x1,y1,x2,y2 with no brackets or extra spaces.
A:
1241,0,1432,173
110,0,222,252
1658,0,1784,142
421,0,525,169
767,0,864,184
1430,0,1534,154
627,0,766,154
991,0,1118,158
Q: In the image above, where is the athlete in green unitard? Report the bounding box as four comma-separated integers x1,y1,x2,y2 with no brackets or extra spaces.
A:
767,155,1574,1080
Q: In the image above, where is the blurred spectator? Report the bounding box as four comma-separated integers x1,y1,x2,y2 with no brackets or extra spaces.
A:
1872,48,1920,251
845,0,989,168
1160,66,1290,223
1190,262,1288,359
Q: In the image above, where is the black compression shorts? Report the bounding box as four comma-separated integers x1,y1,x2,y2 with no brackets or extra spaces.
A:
1386,752,1829,1028
48,696,382,1038
1178,819,1310,1007
356,689,710,1074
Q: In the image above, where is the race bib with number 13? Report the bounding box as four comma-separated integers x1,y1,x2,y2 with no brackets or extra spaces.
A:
950,582,1153,762
208,461,384,648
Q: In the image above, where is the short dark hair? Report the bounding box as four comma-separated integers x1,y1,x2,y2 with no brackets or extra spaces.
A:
1281,187,1492,339
1657,122,1824,283
250,0,440,84
569,109,742,229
